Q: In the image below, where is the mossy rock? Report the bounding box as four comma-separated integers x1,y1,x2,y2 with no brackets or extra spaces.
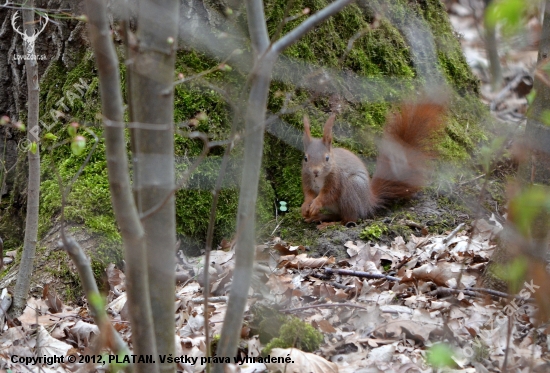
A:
263,317,324,354
1,0,487,266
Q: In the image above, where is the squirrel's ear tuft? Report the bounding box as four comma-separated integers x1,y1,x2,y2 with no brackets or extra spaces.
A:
322,114,335,147
303,115,312,148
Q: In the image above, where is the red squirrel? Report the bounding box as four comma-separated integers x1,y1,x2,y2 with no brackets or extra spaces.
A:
301,102,445,223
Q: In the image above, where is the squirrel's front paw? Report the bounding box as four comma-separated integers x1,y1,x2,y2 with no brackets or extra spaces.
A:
307,198,323,218
301,201,311,218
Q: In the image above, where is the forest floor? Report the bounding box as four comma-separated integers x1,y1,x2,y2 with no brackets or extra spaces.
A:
1,0,549,372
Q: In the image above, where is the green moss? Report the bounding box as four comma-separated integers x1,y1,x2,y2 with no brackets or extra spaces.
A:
360,222,388,240
17,0,486,265
35,48,276,254
260,0,487,244
263,317,324,354
172,48,278,246
40,237,118,301
45,250,82,301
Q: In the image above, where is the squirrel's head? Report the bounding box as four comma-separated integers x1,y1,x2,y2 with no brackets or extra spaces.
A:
302,114,335,178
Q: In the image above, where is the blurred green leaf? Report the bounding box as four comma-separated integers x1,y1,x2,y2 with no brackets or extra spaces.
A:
43,133,58,141
68,122,79,137
478,136,506,173
492,257,528,292
88,292,104,308
29,141,38,154
526,89,536,105
485,0,525,34
508,185,550,236
71,135,86,156
542,111,550,126
427,343,455,368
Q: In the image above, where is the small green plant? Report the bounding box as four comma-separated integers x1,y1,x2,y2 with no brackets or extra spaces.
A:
485,0,529,35
263,317,323,354
359,223,387,240
490,256,528,293
508,185,550,238
471,338,490,362
426,343,455,369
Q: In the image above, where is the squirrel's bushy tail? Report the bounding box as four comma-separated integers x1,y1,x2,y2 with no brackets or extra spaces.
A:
371,102,446,208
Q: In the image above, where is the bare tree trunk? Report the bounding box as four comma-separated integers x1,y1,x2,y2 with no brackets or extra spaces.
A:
85,1,159,372
127,2,179,372
12,1,41,316
213,1,353,370
484,0,503,92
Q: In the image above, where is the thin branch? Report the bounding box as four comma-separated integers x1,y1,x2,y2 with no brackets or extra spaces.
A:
215,3,353,368
270,0,297,44
165,49,242,94
324,267,400,282
271,0,354,55
50,147,131,367
282,302,371,313
0,289,12,330
193,296,228,304
465,287,535,302
325,267,535,302
203,116,239,372
246,0,270,55
443,223,465,244
58,236,131,358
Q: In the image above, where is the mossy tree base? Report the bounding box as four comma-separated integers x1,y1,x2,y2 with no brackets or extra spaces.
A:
0,0,489,300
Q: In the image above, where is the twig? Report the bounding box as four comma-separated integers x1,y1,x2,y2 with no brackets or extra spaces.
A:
442,223,465,244
192,296,228,303
282,302,371,313
0,289,12,330
325,267,535,302
466,287,535,302
309,272,353,290
490,72,527,111
164,49,242,94
202,106,241,373
58,236,131,357
270,217,285,236
324,267,400,282
427,287,488,299
459,174,485,186
426,287,535,303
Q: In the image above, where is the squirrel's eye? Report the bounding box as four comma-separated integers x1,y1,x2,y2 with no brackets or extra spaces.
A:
304,155,308,162
325,155,330,161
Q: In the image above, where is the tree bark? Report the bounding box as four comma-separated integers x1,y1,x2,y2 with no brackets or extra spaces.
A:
483,0,503,92
85,1,159,372
128,2,179,372
12,1,41,316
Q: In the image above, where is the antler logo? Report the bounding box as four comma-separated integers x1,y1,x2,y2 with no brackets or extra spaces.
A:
11,11,49,55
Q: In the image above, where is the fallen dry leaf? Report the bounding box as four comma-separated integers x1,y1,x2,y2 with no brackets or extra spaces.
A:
265,348,338,373
279,253,335,269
